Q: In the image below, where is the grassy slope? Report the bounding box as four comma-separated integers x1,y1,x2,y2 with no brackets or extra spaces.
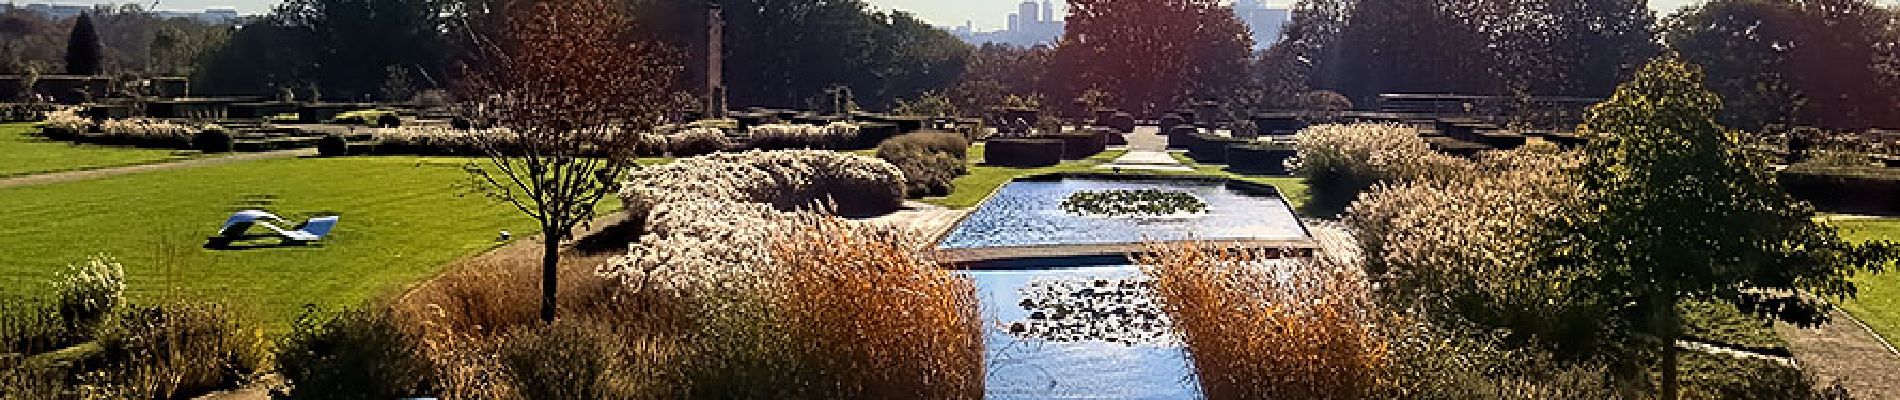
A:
1835,218,1900,343
0,122,197,178
0,156,552,327
922,145,1313,212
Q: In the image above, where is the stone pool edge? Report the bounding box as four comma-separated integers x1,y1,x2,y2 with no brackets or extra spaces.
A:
932,172,1317,270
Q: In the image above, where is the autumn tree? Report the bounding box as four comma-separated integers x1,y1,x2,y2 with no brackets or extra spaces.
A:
64,12,102,75
1051,0,1254,116
1566,55,1898,399
458,0,684,322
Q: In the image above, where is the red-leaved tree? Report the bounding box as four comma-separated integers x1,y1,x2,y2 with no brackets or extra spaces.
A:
457,0,684,322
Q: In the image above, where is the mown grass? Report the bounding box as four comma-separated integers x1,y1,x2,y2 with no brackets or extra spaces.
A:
0,156,574,329
0,122,198,178
1835,217,1900,343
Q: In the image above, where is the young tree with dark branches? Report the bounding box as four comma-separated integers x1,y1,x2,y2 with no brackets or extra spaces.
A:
456,0,684,322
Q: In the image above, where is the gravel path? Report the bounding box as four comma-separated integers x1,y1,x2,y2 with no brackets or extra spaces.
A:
1778,310,1900,398
0,148,316,190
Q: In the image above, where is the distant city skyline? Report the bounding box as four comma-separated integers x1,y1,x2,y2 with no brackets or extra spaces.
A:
9,0,1890,29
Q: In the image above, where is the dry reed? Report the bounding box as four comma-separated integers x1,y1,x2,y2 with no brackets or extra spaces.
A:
767,217,985,399
1137,241,1392,399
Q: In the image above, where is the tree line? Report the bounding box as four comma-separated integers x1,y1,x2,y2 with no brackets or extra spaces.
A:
3,0,1897,130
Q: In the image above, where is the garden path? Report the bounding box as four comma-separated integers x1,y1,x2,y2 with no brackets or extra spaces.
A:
1777,310,1900,398
1099,126,1192,172
0,148,316,189
864,201,970,246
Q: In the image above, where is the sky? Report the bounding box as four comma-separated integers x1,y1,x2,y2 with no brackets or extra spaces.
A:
0,0,1802,30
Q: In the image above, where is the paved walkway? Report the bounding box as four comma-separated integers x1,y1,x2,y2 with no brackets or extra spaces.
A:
1098,126,1192,172
861,201,970,247
1778,310,1900,398
0,148,316,190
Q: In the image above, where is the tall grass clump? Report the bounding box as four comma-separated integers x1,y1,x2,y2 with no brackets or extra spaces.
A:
277,307,435,399
876,131,971,197
1291,123,1467,215
77,302,269,399
1137,241,1392,399
766,218,984,398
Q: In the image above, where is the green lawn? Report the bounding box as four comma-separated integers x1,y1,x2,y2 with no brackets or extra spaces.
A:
921,145,1313,212
0,156,552,327
1835,218,1900,343
0,122,197,178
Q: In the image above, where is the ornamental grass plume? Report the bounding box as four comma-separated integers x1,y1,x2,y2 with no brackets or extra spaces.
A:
1137,241,1392,399
1291,123,1469,214
765,217,985,399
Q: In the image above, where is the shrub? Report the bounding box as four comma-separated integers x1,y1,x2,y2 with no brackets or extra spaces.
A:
193,127,234,153
877,132,971,197
53,254,124,338
331,109,397,126
277,307,434,399
38,109,91,138
371,126,481,156
1344,146,1606,352
317,135,350,157
621,150,907,218
666,127,730,157
1137,241,1391,399
746,123,861,150
81,302,268,399
1291,123,1468,215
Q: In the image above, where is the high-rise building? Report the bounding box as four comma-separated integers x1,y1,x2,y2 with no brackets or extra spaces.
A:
949,0,1066,47
1018,1,1040,25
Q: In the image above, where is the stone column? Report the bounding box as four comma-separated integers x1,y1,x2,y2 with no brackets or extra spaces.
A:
705,2,727,119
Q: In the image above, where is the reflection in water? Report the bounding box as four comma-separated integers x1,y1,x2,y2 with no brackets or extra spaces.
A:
969,267,1201,400
939,179,1305,249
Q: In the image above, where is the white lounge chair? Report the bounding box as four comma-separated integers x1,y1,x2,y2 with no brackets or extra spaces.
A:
260,216,340,243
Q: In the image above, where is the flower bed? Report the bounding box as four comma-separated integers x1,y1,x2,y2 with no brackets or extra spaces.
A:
1060,189,1209,217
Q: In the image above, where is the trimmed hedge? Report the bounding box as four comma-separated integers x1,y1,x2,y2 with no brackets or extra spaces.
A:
1166,125,1197,149
318,135,350,157
1779,166,1900,215
1048,130,1107,160
195,128,234,153
1227,144,1298,175
985,139,1064,167
1185,133,1245,163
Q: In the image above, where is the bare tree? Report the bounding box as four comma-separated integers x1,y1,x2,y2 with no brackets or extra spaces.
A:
457,0,683,322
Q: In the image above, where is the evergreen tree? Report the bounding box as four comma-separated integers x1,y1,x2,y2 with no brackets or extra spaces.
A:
64,12,102,75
